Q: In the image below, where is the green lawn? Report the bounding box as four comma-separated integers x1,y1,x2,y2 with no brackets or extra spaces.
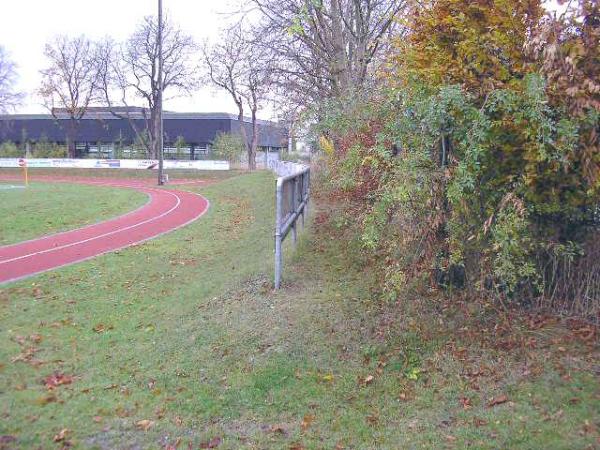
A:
0,182,147,246
0,171,598,449
0,167,241,183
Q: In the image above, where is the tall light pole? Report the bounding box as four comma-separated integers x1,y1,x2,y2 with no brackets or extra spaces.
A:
157,0,165,185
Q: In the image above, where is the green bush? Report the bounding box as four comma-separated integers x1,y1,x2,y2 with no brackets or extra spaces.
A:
211,132,245,162
315,73,598,312
31,135,67,158
310,0,599,317
0,141,24,157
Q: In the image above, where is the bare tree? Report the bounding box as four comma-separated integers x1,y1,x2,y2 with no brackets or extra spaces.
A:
0,47,23,113
202,25,275,170
99,16,197,158
39,35,101,157
250,0,407,107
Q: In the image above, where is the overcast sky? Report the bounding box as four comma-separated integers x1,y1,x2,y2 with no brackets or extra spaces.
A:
0,0,244,116
1,1,563,118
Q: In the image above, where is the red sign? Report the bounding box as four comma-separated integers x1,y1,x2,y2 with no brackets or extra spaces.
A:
18,158,26,167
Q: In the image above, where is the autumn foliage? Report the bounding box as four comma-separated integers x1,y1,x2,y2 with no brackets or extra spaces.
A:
317,0,600,318
397,0,543,97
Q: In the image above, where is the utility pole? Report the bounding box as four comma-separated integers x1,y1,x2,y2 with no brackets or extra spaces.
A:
157,0,165,185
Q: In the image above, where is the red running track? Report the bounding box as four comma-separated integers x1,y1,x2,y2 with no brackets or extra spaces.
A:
0,178,209,285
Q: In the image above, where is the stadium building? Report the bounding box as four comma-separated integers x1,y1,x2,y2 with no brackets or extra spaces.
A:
0,107,287,159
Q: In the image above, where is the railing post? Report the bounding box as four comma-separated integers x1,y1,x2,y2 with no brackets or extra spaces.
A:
274,164,310,289
291,176,298,245
274,178,284,289
300,172,305,230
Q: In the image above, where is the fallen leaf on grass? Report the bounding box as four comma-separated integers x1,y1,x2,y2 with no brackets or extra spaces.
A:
199,437,221,448
473,418,488,427
29,334,43,343
11,347,39,363
34,393,59,406
116,407,134,418
582,420,597,434
268,424,288,435
135,419,155,431
318,373,334,383
460,396,472,409
53,428,70,442
301,415,315,431
362,375,374,386
366,413,379,426
164,437,182,450
43,372,73,390
487,395,508,407
93,323,113,333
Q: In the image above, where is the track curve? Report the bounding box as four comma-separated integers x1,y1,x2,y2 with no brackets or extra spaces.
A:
0,178,209,285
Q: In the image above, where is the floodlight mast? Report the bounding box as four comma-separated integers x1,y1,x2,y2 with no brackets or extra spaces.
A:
157,0,164,186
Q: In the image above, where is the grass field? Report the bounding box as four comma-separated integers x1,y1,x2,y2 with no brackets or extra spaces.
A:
0,171,598,449
0,182,147,246
0,168,240,183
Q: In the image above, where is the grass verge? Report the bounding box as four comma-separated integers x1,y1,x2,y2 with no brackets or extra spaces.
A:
0,168,242,183
0,171,598,449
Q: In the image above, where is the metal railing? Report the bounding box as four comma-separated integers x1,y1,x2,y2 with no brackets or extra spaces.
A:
274,162,310,288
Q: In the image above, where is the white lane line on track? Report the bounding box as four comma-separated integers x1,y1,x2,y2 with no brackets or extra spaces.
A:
0,193,210,286
0,191,153,250
0,189,183,265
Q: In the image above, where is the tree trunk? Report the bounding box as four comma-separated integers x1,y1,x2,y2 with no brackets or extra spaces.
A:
250,108,259,171
67,119,77,158
237,103,253,170
150,107,158,159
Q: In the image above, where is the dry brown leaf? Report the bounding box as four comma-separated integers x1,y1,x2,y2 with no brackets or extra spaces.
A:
487,395,508,407
53,428,69,442
460,396,472,409
269,424,287,434
199,437,222,448
29,334,43,343
136,419,155,431
11,347,38,363
43,372,74,390
473,417,488,427
300,414,315,431
93,323,113,333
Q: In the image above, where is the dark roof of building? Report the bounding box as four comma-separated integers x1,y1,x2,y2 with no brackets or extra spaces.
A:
0,110,287,147
2,107,276,126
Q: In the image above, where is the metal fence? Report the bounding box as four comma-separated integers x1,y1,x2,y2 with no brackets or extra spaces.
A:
274,162,310,288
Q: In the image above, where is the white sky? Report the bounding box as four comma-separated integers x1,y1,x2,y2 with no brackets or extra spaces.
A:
0,0,244,116
1,0,564,117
